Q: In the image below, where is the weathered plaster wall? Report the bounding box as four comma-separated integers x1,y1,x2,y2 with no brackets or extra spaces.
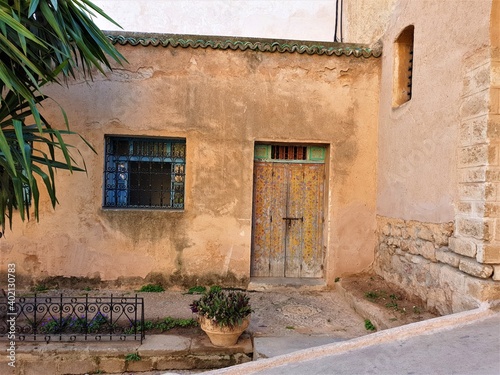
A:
344,0,397,45
0,41,381,288
375,0,500,313
377,0,491,224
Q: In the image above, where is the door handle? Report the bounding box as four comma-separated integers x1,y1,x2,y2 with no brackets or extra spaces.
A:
282,217,303,229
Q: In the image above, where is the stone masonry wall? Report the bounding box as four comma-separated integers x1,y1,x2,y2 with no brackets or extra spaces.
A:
453,47,500,277
375,216,500,315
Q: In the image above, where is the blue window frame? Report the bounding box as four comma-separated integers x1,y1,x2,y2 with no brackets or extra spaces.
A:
103,136,185,209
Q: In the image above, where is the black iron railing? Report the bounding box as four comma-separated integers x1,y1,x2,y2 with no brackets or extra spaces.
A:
0,294,145,343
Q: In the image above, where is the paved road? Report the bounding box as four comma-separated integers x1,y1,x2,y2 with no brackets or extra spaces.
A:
205,310,500,375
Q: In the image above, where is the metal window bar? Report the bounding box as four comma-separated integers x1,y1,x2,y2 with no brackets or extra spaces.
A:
407,50,413,98
104,137,185,209
0,294,145,343
271,145,308,161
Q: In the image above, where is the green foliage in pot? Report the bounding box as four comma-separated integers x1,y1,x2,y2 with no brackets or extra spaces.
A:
190,287,253,328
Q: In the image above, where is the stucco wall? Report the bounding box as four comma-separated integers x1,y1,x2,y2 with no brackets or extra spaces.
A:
377,0,491,223
344,0,397,44
0,40,381,288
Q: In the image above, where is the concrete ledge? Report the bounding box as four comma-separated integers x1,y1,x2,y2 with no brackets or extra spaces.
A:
0,333,253,375
336,281,401,330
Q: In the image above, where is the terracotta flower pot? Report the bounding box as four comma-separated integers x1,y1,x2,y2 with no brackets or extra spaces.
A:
198,315,250,347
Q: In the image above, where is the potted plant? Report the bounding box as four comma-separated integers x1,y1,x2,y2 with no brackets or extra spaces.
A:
190,287,253,347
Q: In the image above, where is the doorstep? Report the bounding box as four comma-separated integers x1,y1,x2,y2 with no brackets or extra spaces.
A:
0,333,253,375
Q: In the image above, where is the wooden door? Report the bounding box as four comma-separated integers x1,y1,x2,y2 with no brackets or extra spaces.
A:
251,161,324,278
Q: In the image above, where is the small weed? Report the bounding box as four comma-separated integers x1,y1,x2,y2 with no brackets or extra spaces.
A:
209,285,222,293
365,291,380,300
186,286,207,294
334,277,340,283
285,326,295,330
156,317,197,332
389,318,398,322
125,317,198,333
412,305,422,314
389,294,401,301
125,353,141,362
137,284,164,293
33,283,49,292
364,319,376,331
385,301,399,310
83,286,92,292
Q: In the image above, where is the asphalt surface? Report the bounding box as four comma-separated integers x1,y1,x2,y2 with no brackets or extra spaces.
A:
202,306,500,375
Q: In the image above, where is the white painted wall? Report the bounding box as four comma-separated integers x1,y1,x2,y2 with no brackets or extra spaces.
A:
91,0,338,41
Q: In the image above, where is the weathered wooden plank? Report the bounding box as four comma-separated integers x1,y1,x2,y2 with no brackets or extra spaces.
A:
269,163,287,277
285,164,304,278
301,164,324,278
251,162,273,277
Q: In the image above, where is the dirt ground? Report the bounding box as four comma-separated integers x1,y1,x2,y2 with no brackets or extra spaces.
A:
340,274,439,326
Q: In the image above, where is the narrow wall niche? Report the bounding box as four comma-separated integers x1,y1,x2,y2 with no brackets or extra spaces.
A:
392,25,414,107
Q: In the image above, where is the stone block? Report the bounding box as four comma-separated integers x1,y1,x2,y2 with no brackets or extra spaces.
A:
440,263,467,291
99,357,126,373
490,87,500,115
472,201,486,216
459,258,494,278
459,120,472,146
451,293,481,313
419,241,437,262
434,223,454,246
458,144,488,167
492,61,500,87
416,226,433,242
486,167,500,182
485,182,499,201
58,358,98,375
458,183,485,200
126,357,154,372
471,116,489,143
138,335,191,356
455,202,472,215
156,356,196,370
408,243,419,256
476,243,500,264
493,265,500,281
22,360,59,375
459,167,486,183
463,62,490,96
436,247,461,268
390,225,402,237
487,114,500,139
489,144,499,165
460,91,489,119
484,202,500,217
465,276,500,301
449,236,477,258
456,217,492,241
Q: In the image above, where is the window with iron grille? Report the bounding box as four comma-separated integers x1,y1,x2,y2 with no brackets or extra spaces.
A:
392,25,414,107
103,136,185,209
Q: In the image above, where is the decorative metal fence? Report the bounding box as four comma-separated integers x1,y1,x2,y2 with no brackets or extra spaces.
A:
0,294,145,343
